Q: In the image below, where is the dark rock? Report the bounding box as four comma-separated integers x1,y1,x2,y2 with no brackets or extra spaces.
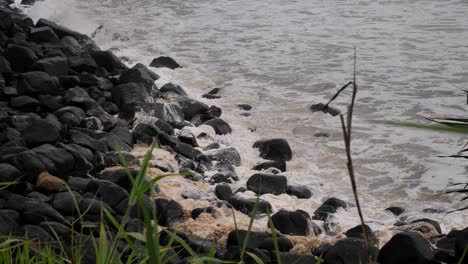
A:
312,197,347,221
176,97,209,120
52,191,82,215
32,56,69,76
80,197,115,215
286,185,312,199
203,118,232,135
160,83,187,96
271,210,309,236
39,222,71,241
325,238,379,264
110,127,133,147
104,151,140,167
386,206,405,216
191,114,213,126
17,71,62,96
155,198,184,227
9,95,39,111
205,147,241,166
21,118,60,147
177,131,197,146
212,160,236,173
29,26,58,43
39,95,63,111
345,224,378,244
0,211,19,235
150,56,181,69
246,173,287,195
90,50,127,74
59,75,80,88
99,133,132,152
26,191,50,202
259,237,294,252
230,196,272,216
379,231,434,264
67,177,91,193
191,207,216,220
3,150,46,181
82,116,103,130
227,230,272,249
275,252,317,264
86,179,129,208
434,248,457,264
174,142,202,159
4,44,38,72
0,163,22,183
214,183,233,202
17,225,55,242
238,104,252,111
410,218,442,234
70,129,107,152
55,106,86,127
118,63,159,91
101,101,119,114
133,123,161,145
253,138,292,161
252,160,286,172
99,168,139,191
0,56,12,74
36,18,91,43
455,227,468,263
112,83,150,107
22,201,64,224
201,94,221,99
210,171,239,184
68,54,98,73
223,246,271,263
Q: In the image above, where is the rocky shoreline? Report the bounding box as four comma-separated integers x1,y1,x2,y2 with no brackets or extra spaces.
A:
0,1,467,263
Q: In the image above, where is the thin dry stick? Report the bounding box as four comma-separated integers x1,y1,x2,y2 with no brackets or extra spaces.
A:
340,48,371,262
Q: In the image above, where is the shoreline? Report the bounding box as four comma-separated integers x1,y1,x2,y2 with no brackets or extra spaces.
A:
1,1,467,263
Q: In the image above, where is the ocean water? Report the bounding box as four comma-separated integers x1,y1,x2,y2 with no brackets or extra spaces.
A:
22,0,468,231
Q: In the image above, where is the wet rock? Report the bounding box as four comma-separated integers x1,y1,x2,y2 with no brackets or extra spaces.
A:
3,150,46,181
379,232,434,264
176,97,209,120
90,50,127,74
271,210,310,236
203,118,232,135
17,225,55,242
55,106,86,127
112,83,151,108
253,138,292,161
80,197,115,215
181,186,212,201
214,183,233,202
82,116,103,131
0,211,19,235
36,18,91,43
52,191,83,215
9,95,39,111
345,224,378,245
227,230,272,249
230,196,272,216
26,191,50,202
29,26,58,43
246,173,287,195
30,143,76,178
410,218,442,234
39,222,71,241
160,83,187,96
59,75,80,88
455,227,468,263
223,246,271,263
386,206,405,216
150,56,181,69
325,238,379,264
202,93,221,99
252,160,286,172
118,63,159,91
4,44,38,72
22,201,64,224
39,95,63,111
70,129,107,152
155,198,184,226
0,163,22,183
99,168,139,191
68,53,98,73
210,171,239,184
286,184,312,199
99,133,132,152
21,118,61,147
104,151,140,167
35,172,66,192
32,56,69,76
174,142,202,159
17,71,62,95
238,104,252,111
132,123,161,145
212,160,236,173
86,179,129,208
205,147,241,166
191,207,216,220
312,197,347,221
191,114,213,126
67,177,91,193
259,237,294,252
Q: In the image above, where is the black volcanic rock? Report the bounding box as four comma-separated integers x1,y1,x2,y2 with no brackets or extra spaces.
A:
29,26,58,43
379,232,434,264
150,56,181,69
17,71,62,95
246,173,287,195
253,138,292,161
325,238,379,264
21,118,61,147
271,210,310,236
32,56,69,76
313,197,348,221
90,50,127,74
4,44,38,72
203,118,232,135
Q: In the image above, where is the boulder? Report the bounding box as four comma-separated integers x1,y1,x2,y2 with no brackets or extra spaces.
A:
0,163,22,183
68,53,98,73
214,183,233,202
203,118,232,135
176,97,209,120
0,211,19,235
118,63,159,92
271,210,310,236
32,56,69,76
90,50,127,74
246,173,287,195
17,225,55,242
111,83,151,107
132,123,161,146
155,198,184,227
59,75,80,88
325,238,379,264
177,131,197,146
385,206,405,216
160,83,187,96
55,106,86,127
36,18,91,43
35,172,65,192
181,186,212,201
191,207,216,220
210,171,239,184
4,44,38,72
39,222,71,241
0,56,12,74
226,230,272,249
253,138,292,161
22,201,64,224
286,184,312,199
9,95,40,111
252,160,286,172
3,150,46,181
17,71,62,95
150,56,181,69
52,191,83,215
29,26,58,43
205,147,241,166
275,253,317,264
379,232,435,264
259,237,294,252
86,179,129,208
67,177,91,193
230,196,272,216
110,127,133,147
80,197,114,215
410,218,442,234
70,129,107,152
99,168,139,191
33,144,76,177
21,118,61,147
345,224,378,245
39,95,64,111
238,104,253,111
312,197,347,221
455,227,468,263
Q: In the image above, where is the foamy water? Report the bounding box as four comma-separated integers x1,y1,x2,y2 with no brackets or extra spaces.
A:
22,0,468,231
